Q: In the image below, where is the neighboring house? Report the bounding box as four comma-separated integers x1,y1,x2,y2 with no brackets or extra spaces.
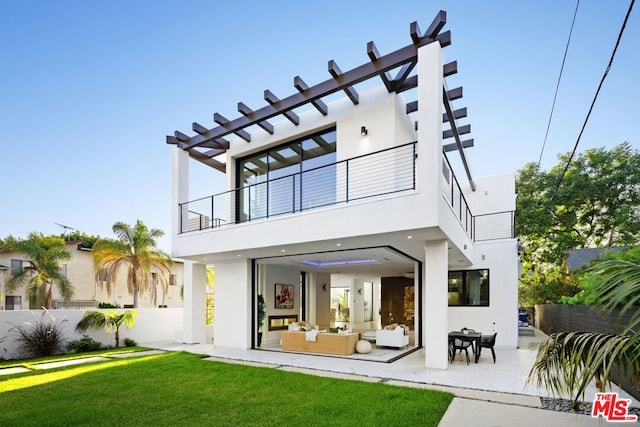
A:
167,12,519,369
566,247,627,272
0,240,184,310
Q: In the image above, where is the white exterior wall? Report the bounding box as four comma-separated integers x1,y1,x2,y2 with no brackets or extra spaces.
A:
212,259,251,348
448,239,519,348
0,308,183,359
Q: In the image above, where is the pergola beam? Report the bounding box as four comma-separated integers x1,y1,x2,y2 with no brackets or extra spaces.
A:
294,76,328,115
443,138,474,152
214,113,251,142
180,30,448,151
264,89,300,126
443,87,475,190
238,102,274,134
367,41,394,92
443,124,470,139
442,107,467,123
328,60,359,105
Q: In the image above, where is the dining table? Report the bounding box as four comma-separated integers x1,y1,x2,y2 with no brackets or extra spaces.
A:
448,330,483,363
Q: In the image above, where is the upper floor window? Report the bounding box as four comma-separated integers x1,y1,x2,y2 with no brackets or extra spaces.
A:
236,127,337,222
448,269,489,306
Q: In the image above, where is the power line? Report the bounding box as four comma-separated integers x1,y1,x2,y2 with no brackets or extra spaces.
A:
529,0,635,237
536,0,580,168
547,0,635,204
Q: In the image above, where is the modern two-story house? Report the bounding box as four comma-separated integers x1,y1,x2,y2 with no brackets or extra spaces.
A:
167,11,518,370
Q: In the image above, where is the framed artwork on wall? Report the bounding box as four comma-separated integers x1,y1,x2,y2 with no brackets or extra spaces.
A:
275,283,294,309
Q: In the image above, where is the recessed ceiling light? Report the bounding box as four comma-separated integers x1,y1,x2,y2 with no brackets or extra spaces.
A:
237,254,242,257
281,249,286,253
336,243,341,247
407,235,413,239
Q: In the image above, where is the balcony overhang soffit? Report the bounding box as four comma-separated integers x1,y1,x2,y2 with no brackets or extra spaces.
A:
167,10,475,188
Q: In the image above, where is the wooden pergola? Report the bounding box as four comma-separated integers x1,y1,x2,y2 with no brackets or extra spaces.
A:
167,10,475,189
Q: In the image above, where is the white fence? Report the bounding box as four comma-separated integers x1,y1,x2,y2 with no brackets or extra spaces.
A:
0,308,183,360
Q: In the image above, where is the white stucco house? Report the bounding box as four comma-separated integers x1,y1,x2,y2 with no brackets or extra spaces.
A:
167,11,519,369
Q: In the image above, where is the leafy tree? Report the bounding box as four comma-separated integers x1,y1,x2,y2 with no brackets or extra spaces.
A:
517,142,640,263
76,309,138,348
1,233,74,308
518,262,578,307
527,257,640,405
560,246,640,305
92,220,172,308
62,230,100,250
517,143,640,305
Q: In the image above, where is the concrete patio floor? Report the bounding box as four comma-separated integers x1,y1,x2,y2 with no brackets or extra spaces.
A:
147,327,639,426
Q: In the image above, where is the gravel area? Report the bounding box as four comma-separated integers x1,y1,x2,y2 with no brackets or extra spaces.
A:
541,397,640,421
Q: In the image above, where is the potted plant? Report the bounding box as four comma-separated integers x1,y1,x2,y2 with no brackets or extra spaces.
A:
257,294,266,346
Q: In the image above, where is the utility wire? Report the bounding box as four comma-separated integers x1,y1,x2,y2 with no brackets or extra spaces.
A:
530,0,635,237
547,0,635,203
536,0,580,168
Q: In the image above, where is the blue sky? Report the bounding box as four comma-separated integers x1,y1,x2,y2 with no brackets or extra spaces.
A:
1,1,637,251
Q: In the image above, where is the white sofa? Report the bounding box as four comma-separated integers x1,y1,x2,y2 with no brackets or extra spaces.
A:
376,325,409,348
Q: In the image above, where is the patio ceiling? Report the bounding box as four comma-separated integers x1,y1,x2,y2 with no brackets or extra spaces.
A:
167,10,475,189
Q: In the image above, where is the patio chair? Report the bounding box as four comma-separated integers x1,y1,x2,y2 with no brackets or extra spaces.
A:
449,336,472,365
479,332,497,363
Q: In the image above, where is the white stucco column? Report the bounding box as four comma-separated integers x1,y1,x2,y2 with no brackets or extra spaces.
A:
424,240,449,369
213,259,251,349
171,148,189,240
181,261,207,343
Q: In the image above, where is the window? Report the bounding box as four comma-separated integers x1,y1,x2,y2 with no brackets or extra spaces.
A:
11,259,23,274
170,274,178,286
5,295,22,310
448,269,489,306
59,264,67,278
236,127,337,222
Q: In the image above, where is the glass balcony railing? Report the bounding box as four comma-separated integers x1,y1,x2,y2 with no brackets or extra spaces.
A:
179,141,515,242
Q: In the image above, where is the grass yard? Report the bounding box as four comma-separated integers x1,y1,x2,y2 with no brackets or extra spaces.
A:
0,351,453,426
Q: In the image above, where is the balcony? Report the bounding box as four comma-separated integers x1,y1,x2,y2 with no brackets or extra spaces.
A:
180,142,417,234
178,141,515,242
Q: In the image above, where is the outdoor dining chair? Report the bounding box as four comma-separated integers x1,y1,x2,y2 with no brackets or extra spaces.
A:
449,336,472,364
479,332,497,363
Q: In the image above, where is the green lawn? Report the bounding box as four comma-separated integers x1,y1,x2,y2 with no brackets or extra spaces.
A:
0,351,453,426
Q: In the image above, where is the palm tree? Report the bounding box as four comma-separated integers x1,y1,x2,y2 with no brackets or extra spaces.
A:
92,220,172,308
527,258,640,404
2,233,73,309
76,309,138,347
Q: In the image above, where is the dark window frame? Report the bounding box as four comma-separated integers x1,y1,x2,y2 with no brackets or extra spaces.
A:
448,269,490,307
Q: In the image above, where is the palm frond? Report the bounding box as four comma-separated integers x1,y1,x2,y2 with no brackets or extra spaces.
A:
527,331,640,402
76,310,107,332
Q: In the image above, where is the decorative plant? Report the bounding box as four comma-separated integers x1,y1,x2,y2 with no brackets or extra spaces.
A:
9,310,68,357
76,309,138,348
257,294,266,332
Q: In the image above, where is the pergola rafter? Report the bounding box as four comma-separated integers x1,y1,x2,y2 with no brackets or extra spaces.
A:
168,10,475,187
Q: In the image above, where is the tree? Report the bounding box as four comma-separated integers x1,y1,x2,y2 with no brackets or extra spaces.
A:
517,143,640,264
517,143,640,305
527,256,640,405
1,232,74,309
92,220,172,308
76,309,138,348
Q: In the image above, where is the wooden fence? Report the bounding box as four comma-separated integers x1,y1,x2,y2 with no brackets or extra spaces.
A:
535,304,639,401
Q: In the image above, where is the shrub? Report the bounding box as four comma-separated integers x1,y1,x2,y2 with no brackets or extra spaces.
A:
66,335,103,353
9,311,67,358
98,302,121,308
123,338,137,347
